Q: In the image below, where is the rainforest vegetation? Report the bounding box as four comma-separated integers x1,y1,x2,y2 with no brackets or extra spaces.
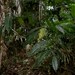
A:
0,0,75,75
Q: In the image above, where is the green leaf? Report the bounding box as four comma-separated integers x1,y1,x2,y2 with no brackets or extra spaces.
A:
61,23,75,33
52,56,58,71
4,14,12,33
55,0,63,3
29,40,47,55
33,49,52,67
17,17,24,25
56,25,65,34
70,4,75,18
35,52,46,66
38,28,47,41
27,31,38,44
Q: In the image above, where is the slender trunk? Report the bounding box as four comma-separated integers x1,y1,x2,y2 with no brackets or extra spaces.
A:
0,35,2,68
0,0,3,68
0,0,7,68
39,0,42,21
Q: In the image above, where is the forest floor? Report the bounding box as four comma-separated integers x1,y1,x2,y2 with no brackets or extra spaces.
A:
0,48,75,75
